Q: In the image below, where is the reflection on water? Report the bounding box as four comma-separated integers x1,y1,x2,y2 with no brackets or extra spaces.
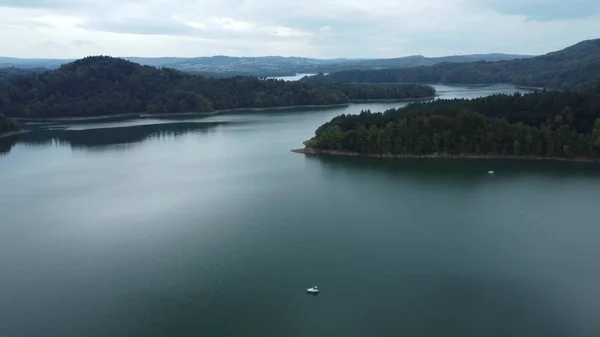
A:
306,154,600,181
350,275,572,337
0,121,225,155
432,84,527,100
0,136,18,155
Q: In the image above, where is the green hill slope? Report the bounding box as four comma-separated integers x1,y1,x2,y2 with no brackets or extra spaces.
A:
302,39,600,91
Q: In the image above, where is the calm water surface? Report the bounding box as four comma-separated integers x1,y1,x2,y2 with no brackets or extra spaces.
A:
2,85,600,337
270,73,316,81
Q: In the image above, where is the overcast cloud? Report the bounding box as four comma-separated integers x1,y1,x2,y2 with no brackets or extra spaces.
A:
0,0,598,58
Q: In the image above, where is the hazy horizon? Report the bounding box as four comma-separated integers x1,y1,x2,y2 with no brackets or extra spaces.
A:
0,52,537,61
0,0,598,59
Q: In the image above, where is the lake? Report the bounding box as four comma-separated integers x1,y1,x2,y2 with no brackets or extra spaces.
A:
270,73,316,81
2,84,600,337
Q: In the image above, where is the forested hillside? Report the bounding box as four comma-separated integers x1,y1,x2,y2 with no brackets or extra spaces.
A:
0,56,435,118
0,114,21,135
305,90,600,160
0,67,43,88
302,39,600,91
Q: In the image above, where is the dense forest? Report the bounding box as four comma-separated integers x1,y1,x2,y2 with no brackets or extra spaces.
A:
302,39,600,92
329,83,434,101
0,56,434,118
0,67,43,88
307,90,600,159
0,114,21,135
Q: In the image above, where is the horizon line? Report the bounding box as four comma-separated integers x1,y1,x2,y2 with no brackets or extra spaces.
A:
0,52,537,62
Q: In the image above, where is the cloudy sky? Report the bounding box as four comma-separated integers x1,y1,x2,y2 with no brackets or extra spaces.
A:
0,0,598,59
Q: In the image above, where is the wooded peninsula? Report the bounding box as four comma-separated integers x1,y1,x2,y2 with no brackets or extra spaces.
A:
298,90,600,161
0,56,434,119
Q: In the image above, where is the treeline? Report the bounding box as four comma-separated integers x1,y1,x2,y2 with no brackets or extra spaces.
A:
332,83,435,100
384,91,600,133
309,91,600,159
0,67,43,88
0,114,21,135
0,56,434,118
302,39,600,92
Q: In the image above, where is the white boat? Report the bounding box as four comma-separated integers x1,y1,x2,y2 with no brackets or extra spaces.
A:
306,286,319,294
488,170,494,175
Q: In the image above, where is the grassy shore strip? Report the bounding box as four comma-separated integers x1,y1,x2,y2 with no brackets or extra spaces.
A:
12,103,356,122
12,95,436,123
291,147,600,163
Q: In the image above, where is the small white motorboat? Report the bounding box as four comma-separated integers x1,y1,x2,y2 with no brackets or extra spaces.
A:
488,170,494,175
306,286,319,294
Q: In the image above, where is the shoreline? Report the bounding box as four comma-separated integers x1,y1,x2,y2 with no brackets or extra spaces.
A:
13,97,434,123
0,130,30,139
14,104,349,122
514,85,546,91
342,82,546,91
291,147,600,163
349,95,436,103
141,103,352,118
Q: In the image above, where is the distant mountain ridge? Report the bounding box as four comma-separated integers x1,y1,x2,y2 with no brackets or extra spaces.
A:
325,53,532,71
301,39,600,92
0,53,533,77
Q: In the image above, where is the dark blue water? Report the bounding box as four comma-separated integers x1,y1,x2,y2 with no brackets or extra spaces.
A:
3,85,600,337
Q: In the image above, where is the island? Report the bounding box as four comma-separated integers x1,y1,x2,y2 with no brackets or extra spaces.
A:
294,90,600,162
300,39,600,92
0,56,435,119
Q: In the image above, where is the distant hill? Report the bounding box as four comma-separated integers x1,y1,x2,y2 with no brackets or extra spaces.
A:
124,55,351,76
0,57,69,69
123,54,532,74
301,39,600,92
317,53,532,72
0,52,531,77
0,56,434,118
0,56,356,76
